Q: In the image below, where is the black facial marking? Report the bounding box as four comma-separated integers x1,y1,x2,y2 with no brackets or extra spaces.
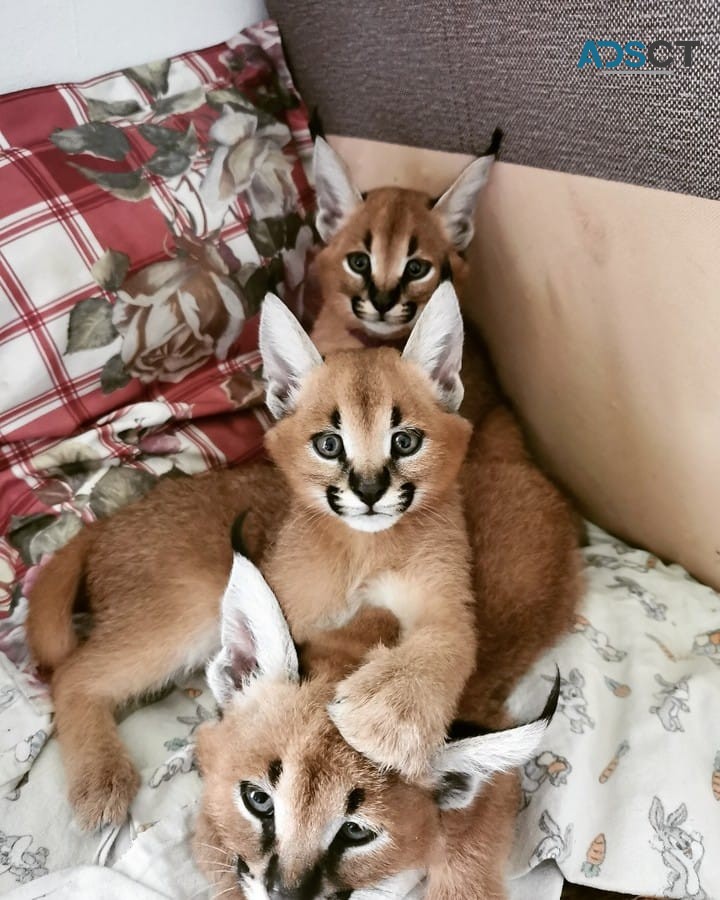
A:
440,256,453,282
268,758,283,787
408,234,418,256
334,892,353,900
346,787,365,815
369,281,402,314
236,855,250,877
264,853,279,890
391,406,401,428
351,295,365,318
326,485,344,515
260,816,276,855
363,230,372,251
348,467,390,508
330,408,341,430
400,301,417,324
436,770,471,806
399,482,415,512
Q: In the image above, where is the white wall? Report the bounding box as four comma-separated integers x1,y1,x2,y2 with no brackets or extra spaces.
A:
0,0,268,95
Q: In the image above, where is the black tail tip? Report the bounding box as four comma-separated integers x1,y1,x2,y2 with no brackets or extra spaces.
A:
541,666,562,722
230,510,250,558
309,106,325,140
485,127,504,158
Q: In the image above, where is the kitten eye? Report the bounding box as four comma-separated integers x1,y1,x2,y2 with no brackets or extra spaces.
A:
313,432,344,459
404,258,431,280
347,252,370,274
337,821,377,845
240,781,274,818
391,430,423,457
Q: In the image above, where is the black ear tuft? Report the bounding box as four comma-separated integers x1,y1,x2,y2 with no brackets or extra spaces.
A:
447,719,492,741
485,127,504,158
541,667,562,722
309,106,325,140
230,511,250,557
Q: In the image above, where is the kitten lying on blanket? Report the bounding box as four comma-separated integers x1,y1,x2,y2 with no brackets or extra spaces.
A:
195,551,559,900
27,285,477,829
309,138,583,727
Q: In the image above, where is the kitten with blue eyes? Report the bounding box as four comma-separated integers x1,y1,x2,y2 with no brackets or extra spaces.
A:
27,281,478,828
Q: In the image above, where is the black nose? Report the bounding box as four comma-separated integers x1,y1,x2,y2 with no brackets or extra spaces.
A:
370,288,398,313
349,467,390,507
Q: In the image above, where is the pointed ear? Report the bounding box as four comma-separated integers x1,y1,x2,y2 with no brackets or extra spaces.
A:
206,553,299,707
259,293,323,418
313,137,363,242
402,281,464,411
432,154,494,251
432,674,559,811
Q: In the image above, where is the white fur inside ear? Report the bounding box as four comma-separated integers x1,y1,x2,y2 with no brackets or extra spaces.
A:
433,154,494,251
402,281,464,411
206,553,299,706
313,137,363,242
259,293,322,418
432,717,550,811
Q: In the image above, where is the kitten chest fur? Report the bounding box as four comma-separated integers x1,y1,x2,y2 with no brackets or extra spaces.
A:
266,484,471,641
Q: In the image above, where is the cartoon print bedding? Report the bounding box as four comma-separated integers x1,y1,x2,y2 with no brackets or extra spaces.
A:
510,524,720,900
0,524,718,899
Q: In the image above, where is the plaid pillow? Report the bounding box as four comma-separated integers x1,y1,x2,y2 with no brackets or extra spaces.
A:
0,20,317,638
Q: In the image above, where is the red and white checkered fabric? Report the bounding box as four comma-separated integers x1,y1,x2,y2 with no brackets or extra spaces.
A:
0,20,318,643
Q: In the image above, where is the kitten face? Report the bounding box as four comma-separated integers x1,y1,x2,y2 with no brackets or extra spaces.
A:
196,555,557,900
315,189,461,338
265,348,471,533
311,138,494,341
195,678,435,900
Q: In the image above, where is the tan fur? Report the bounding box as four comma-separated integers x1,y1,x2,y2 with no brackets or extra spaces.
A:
309,174,583,728
26,347,476,826
195,605,522,900
26,167,581,876
195,606,519,900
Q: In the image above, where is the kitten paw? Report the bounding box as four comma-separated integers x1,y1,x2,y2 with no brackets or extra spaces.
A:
69,753,139,830
328,651,444,778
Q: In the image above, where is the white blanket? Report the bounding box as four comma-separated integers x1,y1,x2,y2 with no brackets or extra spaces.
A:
1,525,718,899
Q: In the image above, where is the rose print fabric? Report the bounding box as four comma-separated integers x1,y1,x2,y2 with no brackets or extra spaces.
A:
0,20,319,693
510,524,720,900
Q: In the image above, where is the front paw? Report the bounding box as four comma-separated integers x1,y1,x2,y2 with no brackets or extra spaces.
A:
69,752,139,830
328,651,445,778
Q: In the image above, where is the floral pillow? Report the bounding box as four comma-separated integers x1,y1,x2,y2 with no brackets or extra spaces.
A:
0,20,318,654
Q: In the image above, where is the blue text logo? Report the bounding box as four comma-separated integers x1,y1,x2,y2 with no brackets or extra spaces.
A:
578,40,702,71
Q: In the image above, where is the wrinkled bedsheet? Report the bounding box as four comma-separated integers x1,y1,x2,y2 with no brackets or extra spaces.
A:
1,524,718,899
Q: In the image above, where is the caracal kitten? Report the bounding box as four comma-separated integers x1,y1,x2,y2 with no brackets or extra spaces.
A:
27,284,477,829
308,138,583,726
195,550,559,900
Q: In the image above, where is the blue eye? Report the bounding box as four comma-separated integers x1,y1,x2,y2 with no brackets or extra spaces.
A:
240,782,274,818
391,430,423,457
347,252,370,274
313,432,344,459
338,821,377,845
404,258,431,280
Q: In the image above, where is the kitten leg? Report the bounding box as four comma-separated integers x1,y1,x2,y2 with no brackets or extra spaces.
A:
330,608,476,778
52,616,218,830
